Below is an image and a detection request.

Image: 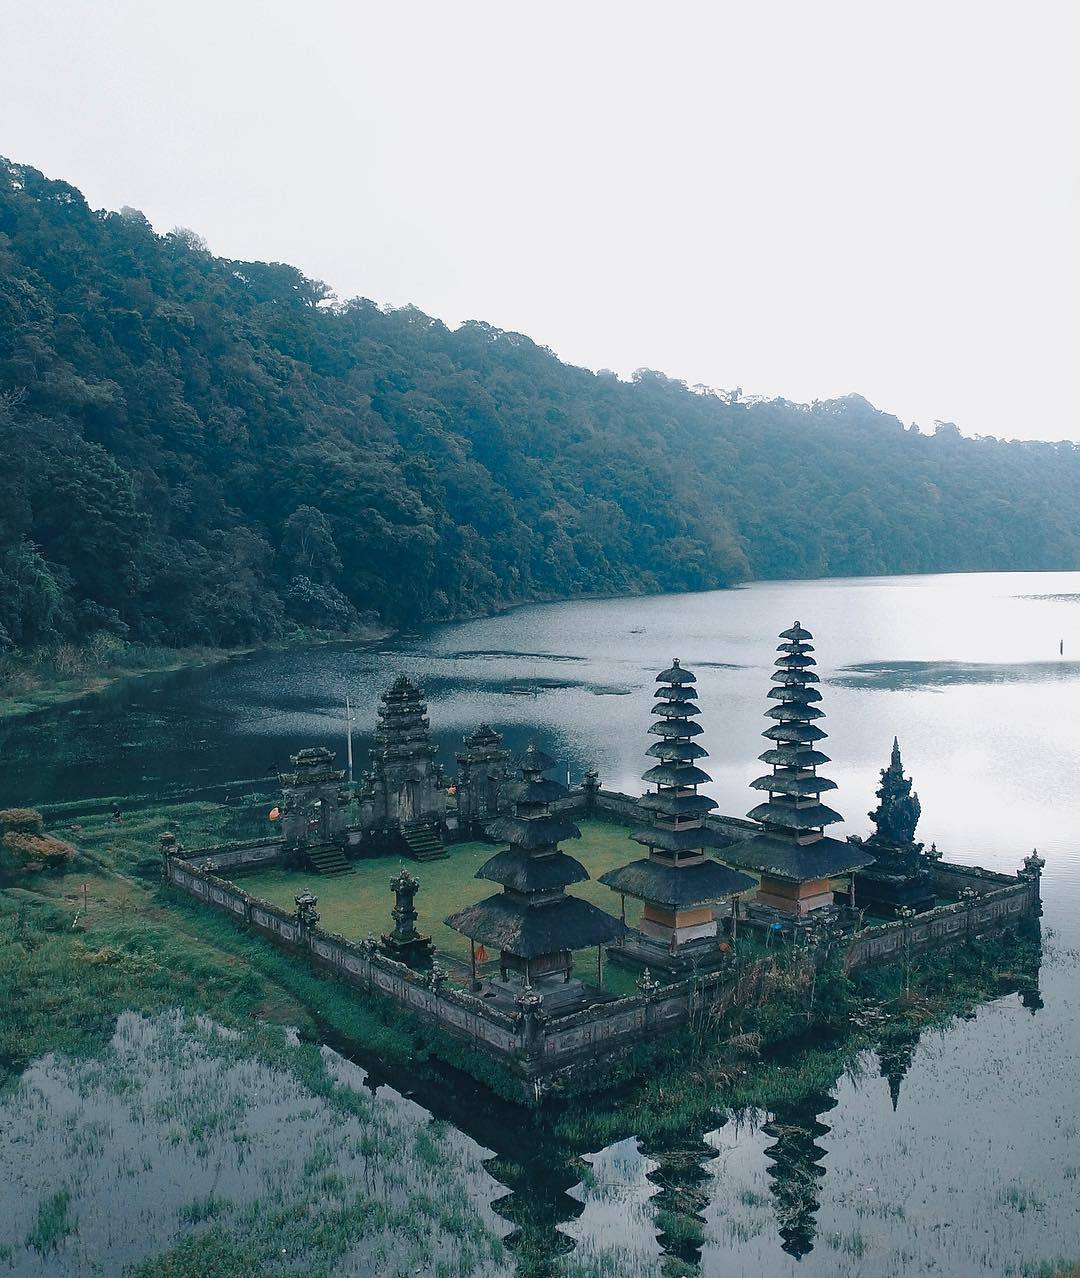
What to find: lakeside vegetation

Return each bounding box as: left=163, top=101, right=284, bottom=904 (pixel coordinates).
left=5, top=156, right=1080, bottom=666
left=0, top=636, right=235, bottom=718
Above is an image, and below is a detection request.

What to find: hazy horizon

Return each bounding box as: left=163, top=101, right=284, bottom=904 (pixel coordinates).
left=4, top=0, right=1078, bottom=442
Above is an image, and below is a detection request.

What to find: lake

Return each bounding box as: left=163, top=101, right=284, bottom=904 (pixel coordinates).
left=2, top=570, right=1079, bottom=1276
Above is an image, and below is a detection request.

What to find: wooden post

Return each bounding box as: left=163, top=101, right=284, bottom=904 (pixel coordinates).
left=596, top=944, right=603, bottom=988
left=470, top=938, right=477, bottom=988
left=730, top=895, right=738, bottom=941
left=849, top=874, right=856, bottom=910
left=620, top=894, right=626, bottom=944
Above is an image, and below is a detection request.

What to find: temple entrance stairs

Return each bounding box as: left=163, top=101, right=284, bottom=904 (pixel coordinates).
left=304, top=844, right=353, bottom=876
left=403, top=822, right=447, bottom=862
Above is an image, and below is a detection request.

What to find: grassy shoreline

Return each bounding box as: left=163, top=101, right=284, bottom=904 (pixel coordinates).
left=0, top=626, right=394, bottom=721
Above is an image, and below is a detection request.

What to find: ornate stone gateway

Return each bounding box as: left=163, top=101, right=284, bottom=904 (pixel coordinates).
left=279, top=747, right=352, bottom=874
left=454, top=723, right=511, bottom=837
left=358, top=675, right=448, bottom=859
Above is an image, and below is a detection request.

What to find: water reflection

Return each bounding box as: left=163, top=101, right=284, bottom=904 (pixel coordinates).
left=1, top=932, right=1070, bottom=1277
left=761, top=1093, right=836, bottom=1259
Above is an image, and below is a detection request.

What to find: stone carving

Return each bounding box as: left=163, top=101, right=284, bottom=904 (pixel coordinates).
left=869, top=737, right=922, bottom=847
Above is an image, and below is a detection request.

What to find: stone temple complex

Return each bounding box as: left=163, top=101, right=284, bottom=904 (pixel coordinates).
left=600, top=660, right=754, bottom=972
left=161, top=620, right=1045, bottom=1102
left=727, top=623, right=874, bottom=919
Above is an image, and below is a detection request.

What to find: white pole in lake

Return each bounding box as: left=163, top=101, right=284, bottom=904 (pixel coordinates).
left=345, top=694, right=355, bottom=784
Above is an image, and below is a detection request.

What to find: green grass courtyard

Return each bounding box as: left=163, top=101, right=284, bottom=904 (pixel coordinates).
left=239, top=817, right=660, bottom=995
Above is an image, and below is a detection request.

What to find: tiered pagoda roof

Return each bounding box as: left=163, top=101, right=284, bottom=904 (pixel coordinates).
left=600, top=659, right=754, bottom=908
left=446, top=745, right=622, bottom=959
left=728, top=624, right=873, bottom=882
left=375, top=675, right=435, bottom=762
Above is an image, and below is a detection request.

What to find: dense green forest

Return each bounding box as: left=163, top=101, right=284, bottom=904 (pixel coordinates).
left=2, top=156, right=1080, bottom=655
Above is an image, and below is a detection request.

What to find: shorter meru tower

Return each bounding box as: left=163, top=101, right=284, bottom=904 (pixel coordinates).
left=445, top=745, right=623, bottom=1012
left=600, top=660, right=754, bottom=971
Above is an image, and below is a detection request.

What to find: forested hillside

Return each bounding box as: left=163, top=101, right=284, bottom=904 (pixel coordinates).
left=2, top=157, right=1079, bottom=654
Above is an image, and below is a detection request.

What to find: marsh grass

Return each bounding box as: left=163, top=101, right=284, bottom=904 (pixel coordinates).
left=2, top=1011, right=511, bottom=1277
left=25, top=1188, right=76, bottom=1253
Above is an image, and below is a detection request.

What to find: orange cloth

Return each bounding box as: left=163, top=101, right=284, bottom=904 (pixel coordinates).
left=475, top=944, right=488, bottom=963
left=268, top=807, right=281, bottom=821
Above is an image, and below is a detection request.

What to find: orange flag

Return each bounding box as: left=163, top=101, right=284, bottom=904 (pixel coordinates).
left=475, top=944, right=487, bottom=963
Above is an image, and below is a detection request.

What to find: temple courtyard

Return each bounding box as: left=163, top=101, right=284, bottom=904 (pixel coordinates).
left=239, top=816, right=759, bottom=997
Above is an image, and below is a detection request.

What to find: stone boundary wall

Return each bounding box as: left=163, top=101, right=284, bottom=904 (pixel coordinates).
left=165, top=836, right=1040, bottom=1099
left=930, top=859, right=1019, bottom=894
left=845, top=866, right=1039, bottom=969
left=163, top=851, right=776, bottom=1093
left=178, top=838, right=286, bottom=872
left=165, top=855, right=527, bottom=1056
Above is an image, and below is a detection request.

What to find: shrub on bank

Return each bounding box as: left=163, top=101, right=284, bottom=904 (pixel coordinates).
left=0, top=808, right=77, bottom=873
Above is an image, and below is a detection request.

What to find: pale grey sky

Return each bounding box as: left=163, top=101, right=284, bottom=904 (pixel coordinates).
left=3, top=1, right=1078, bottom=440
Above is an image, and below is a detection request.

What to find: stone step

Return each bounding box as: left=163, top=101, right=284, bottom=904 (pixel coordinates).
left=305, top=844, right=353, bottom=875
left=403, top=824, right=447, bottom=862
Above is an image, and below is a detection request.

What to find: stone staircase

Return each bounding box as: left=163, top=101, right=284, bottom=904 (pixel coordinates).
left=304, top=843, right=353, bottom=876
left=403, top=822, right=447, bottom=862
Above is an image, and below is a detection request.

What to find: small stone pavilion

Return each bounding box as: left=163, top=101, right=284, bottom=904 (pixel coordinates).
left=358, top=675, right=447, bottom=860
left=600, top=660, right=755, bottom=972
left=445, top=744, right=623, bottom=1012
left=852, top=738, right=937, bottom=915
left=727, top=623, right=874, bottom=921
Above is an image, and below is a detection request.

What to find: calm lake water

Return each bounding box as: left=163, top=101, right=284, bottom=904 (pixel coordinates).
left=3, top=571, right=1080, bottom=1275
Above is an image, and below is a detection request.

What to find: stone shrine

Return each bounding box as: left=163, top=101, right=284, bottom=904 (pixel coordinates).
left=851, top=738, right=936, bottom=915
